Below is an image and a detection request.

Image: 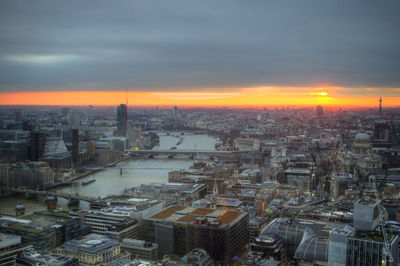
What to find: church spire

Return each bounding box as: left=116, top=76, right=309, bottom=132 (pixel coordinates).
left=213, top=178, right=218, bottom=195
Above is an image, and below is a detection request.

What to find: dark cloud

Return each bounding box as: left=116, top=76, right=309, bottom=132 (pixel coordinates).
left=0, top=0, right=400, bottom=92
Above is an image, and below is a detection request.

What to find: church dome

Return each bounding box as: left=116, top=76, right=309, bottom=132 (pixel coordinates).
left=15, top=202, right=25, bottom=210
left=354, top=133, right=370, bottom=143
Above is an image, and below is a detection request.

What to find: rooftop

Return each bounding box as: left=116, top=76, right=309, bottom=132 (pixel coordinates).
left=42, top=137, right=70, bottom=158
left=149, top=205, right=246, bottom=226
left=263, top=217, right=354, bottom=238
left=0, top=233, right=21, bottom=249
left=354, top=231, right=397, bottom=243
left=215, top=198, right=243, bottom=207
left=0, top=214, right=73, bottom=233
left=20, top=248, right=77, bottom=265
left=59, top=233, right=118, bottom=254
left=121, top=238, right=157, bottom=250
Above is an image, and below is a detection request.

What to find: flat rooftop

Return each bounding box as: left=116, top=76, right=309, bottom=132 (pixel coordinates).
left=59, top=233, right=118, bottom=254
left=20, top=248, right=76, bottom=264
left=215, top=198, right=242, bottom=207
left=0, top=233, right=21, bottom=249
left=0, top=214, right=72, bottom=233
left=148, top=206, right=246, bottom=226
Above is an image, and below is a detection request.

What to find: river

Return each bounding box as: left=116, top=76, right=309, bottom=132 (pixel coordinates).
left=0, top=132, right=218, bottom=215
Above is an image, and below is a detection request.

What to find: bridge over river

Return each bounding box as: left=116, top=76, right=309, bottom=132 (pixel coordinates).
left=129, top=149, right=241, bottom=161
left=130, top=149, right=238, bottom=155
left=2, top=187, right=98, bottom=203
left=129, top=149, right=265, bottom=163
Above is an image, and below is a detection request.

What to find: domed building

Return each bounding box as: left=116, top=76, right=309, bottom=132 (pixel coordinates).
left=15, top=202, right=25, bottom=216
left=351, top=133, right=382, bottom=174
left=351, top=133, right=372, bottom=157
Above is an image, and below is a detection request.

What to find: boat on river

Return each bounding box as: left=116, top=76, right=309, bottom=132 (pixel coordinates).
left=81, top=178, right=96, bottom=185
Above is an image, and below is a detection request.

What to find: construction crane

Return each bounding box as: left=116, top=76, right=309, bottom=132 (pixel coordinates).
left=369, top=175, right=393, bottom=265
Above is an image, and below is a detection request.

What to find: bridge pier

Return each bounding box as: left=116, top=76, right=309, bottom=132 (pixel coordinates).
left=24, top=192, right=37, bottom=200
left=67, top=197, right=80, bottom=210
left=46, top=195, right=57, bottom=211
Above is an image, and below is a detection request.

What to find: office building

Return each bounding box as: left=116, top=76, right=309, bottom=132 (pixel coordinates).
left=120, top=239, right=158, bottom=261
left=29, top=132, right=46, bottom=161
left=89, top=198, right=165, bottom=219
left=55, top=233, right=122, bottom=265
left=328, top=197, right=400, bottom=265
left=262, top=217, right=352, bottom=263
left=263, top=215, right=399, bottom=265
left=316, top=105, right=324, bottom=117
left=0, top=140, right=28, bottom=162
left=61, top=108, right=70, bottom=117
left=17, top=248, right=79, bottom=266
left=67, top=112, right=80, bottom=130
left=173, top=106, right=178, bottom=116
left=251, top=234, right=287, bottom=264
left=0, top=213, right=80, bottom=250
left=328, top=227, right=399, bottom=266
left=69, top=210, right=140, bottom=241
left=353, top=198, right=380, bottom=232
left=160, top=249, right=214, bottom=266
left=143, top=205, right=248, bottom=264
left=117, top=104, right=128, bottom=137
left=72, top=129, right=79, bottom=166
left=0, top=233, right=29, bottom=266
left=180, top=248, right=214, bottom=266
left=0, top=161, right=55, bottom=189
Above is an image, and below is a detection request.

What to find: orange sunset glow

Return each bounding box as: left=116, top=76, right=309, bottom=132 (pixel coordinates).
left=0, top=87, right=399, bottom=107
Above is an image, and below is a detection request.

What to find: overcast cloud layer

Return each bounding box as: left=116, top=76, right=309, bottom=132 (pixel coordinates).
left=0, top=0, right=399, bottom=92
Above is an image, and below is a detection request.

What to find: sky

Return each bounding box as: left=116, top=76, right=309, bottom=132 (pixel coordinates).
left=0, top=0, right=399, bottom=106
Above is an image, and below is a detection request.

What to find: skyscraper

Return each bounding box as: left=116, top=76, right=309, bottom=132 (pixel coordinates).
left=316, top=105, right=323, bottom=117
left=117, top=104, right=128, bottom=137
left=72, top=129, right=79, bottom=166
left=29, top=132, right=46, bottom=161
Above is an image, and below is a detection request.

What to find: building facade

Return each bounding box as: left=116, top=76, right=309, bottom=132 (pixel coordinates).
left=69, top=210, right=140, bottom=241
left=117, top=104, right=128, bottom=137
left=143, top=205, right=249, bottom=264
left=55, top=233, right=122, bottom=265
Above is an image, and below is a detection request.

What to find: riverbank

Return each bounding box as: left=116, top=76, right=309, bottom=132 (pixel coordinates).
left=0, top=132, right=219, bottom=215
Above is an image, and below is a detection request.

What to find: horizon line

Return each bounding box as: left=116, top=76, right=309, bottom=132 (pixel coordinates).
left=0, top=90, right=398, bottom=108
left=1, top=104, right=399, bottom=109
